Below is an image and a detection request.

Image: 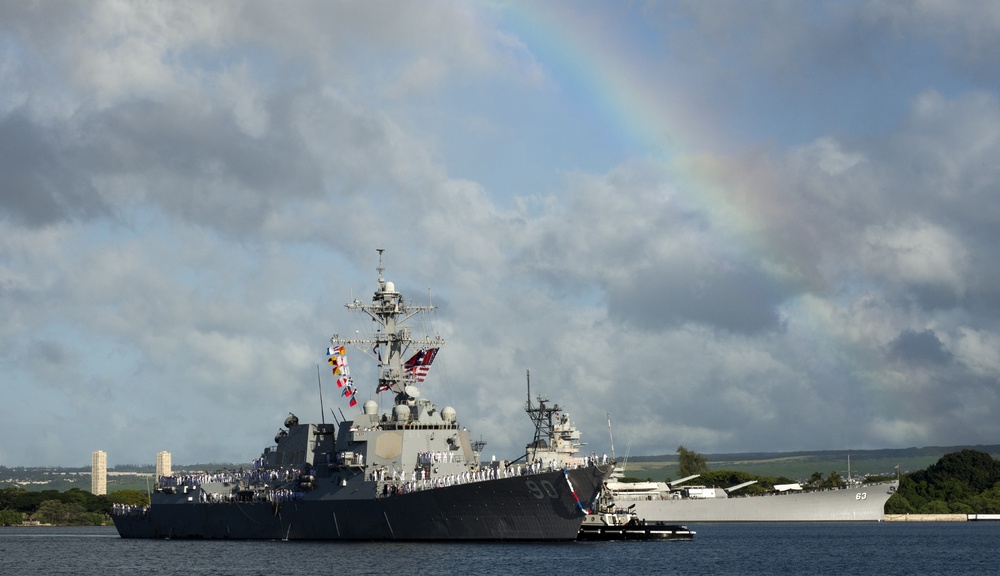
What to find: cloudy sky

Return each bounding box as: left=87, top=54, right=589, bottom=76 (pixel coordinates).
left=3, top=1, right=1000, bottom=468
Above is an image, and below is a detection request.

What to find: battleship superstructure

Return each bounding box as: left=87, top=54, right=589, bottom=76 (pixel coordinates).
left=607, top=474, right=898, bottom=522
left=112, top=250, right=612, bottom=540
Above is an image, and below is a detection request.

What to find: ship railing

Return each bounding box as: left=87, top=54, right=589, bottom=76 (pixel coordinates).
left=192, top=486, right=306, bottom=504
left=159, top=467, right=301, bottom=491
left=110, top=503, right=149, bottom=518
left=369, top=459, right=596, bottom=499
left=374, top=464, right=532, bottom=498
left=382, top=423, right=461, bottom=431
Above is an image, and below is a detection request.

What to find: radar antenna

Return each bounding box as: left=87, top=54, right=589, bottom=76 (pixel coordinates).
left=607, top=413, right=615, bottom=462
left=329, top=249, right=444, bottom=403
left=471, top=436, right=487, bottom=467
left=524, top=369, right=560, bottom=462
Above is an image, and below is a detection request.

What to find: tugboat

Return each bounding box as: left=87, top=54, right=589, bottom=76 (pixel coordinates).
left=577, top=509, right=696, bottom=541
left=112, top=249, right=614, bottom=540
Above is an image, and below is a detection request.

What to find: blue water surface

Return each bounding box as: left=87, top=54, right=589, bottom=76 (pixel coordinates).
left=2, top=522, right=998, bottom=576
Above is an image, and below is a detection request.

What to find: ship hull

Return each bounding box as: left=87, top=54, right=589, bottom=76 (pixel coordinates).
left=114, top=467, right=608, bottom=540
left=623, top=481, right=897, bottom=523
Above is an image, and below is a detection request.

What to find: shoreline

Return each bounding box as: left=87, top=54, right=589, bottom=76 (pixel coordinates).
left=884, top=513, right=1000, bottom=522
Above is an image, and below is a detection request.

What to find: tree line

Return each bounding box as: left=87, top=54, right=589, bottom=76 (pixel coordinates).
left=886, top=449, right=1000, bottom=514
left=674, top=445, right=858, bottom=492
left=0, top=486, right=148, bottom=526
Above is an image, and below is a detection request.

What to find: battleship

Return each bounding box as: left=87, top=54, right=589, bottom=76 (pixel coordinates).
left=112, top=250, right=613, bottom=540
left=606, top=474, right=898, bottom=522
left=526, top=406, right=897, bottom=523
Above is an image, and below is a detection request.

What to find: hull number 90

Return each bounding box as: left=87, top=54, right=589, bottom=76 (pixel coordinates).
left=525, top=479, right=559, bottom=499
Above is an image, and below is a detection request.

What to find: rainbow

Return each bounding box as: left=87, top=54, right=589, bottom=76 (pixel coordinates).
left=500, top=4, right=895, bottom=445
left=500, top=4, right=769, bottom=247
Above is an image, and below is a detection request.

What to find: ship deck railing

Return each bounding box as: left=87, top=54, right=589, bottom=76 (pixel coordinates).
left=110, top=503, right=149, bottom=518
left=373, top=461, right=597, bottom=498
left=158, top=467, right=298, bottom=490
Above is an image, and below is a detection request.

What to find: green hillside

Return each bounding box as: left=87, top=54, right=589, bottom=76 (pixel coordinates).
left=618, top=445, right=1000, bottom=483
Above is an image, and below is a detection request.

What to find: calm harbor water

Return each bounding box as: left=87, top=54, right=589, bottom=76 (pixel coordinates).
left=3, top=522, right=999, bottom=576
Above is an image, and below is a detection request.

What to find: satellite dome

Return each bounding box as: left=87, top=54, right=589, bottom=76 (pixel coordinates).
left=385, top=281, right=396, bottom=293
left=394, top=405, right=410, bottom=422
left=284, top=413, right=299, bottom=427
left=441, top=406, right=456, bottom=422
left=363, top=400, right=378, bottom=415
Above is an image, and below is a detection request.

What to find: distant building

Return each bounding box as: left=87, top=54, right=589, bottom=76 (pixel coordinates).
left=91, top=450, right=107, bottom=495
left=156, top=450, right=172, bottom=479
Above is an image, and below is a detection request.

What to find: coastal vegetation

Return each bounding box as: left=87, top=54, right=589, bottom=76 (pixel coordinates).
left=676, top=445, right=709, bottom=477
left=0, top=486, right=148, bottom=526
left=886, top=449, right=1000, bottom=514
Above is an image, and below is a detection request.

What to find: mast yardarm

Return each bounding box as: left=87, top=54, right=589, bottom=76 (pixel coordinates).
left=330, top=249, right=444, bottom=402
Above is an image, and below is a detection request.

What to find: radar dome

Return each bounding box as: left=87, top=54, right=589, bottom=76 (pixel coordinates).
left=284, top=413, right=299, bottom=427
left=385, top=281, right=396, bottom=293
left=393, top=405, right=410, bottom=422
left=363, top=400, right=378, bottom=415
left=441, top=406, right=456, bottom=422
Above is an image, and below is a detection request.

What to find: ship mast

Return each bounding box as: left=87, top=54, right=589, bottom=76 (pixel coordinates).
left=525, top=370, right=561, bottom=460
left=330, top=249, right=444, bottom=405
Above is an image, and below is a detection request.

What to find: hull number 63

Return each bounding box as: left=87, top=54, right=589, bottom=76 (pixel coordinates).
left=856, top=492, right=867, bottom=500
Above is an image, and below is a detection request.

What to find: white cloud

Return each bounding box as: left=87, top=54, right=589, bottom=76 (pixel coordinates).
left=859, top=221, right=968, bottom=299
left=952, top=328, right=1000, bottom=379
left=3, top=1, right=1000, bottom=466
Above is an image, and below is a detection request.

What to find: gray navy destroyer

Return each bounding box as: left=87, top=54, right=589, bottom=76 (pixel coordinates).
left=112, top=250, right=613, bottom=540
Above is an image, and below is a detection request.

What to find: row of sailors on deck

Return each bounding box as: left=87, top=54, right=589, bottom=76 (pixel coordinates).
left=366, top=453, right=597, bottom=486
left=526, top=459, right=561, bottom=474
left=111, top=503, right=148, bottom=517
left=371, top=463, right=526, bottom=487
left=198, top=488, right=304, bottom=504
left=158, top=467, right=302, bottom=489
left=378, top=468, right=514, bottom=497
left=368, top=461, right=568, bottom=494
left=417, top=450, right=456, bottom=464
left=531, top=452, right=611, bottom=471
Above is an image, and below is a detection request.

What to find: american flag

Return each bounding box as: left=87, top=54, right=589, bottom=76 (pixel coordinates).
left=404, top=347, right=439, bottom=382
